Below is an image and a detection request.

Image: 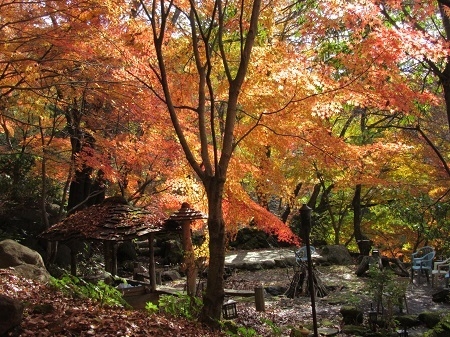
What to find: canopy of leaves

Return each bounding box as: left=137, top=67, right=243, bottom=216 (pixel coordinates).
left=1, top=0, right=450, bottom=252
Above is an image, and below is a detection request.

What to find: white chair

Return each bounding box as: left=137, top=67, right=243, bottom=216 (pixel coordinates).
left=411, top=246, right=435, bottom=284
left=432, top=257, right=450, bottom=288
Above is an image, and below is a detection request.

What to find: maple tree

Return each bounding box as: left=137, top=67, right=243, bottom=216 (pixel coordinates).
left=335, top=0, right=450, bottom=253
left=115, top=0, right=414, bottom=321
left=260, top=0, right=450, bottom=255
left=121, top=0, right=268, bottom=324
left=0, top=0, right=182, bottom=217
left=4, top=0, right=450, bottom=329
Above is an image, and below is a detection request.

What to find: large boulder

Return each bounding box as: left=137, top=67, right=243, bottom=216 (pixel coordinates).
left=418, top=311, right=442, bottom=329
left=320, top=245, right=354, bottom=265
left=340, top=305, right=364, bottom=325
left=0, top=239, right=50, bottom=282
left=228, top=227, right=277, bottom=250
left=0, top=294, right=23, bottom=335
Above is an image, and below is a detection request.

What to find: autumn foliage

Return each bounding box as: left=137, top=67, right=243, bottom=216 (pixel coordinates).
left=2, top=0, right=450, bottom=326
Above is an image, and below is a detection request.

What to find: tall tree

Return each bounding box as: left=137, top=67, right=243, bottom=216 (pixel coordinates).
left=124, top=0, right=263, bottom=324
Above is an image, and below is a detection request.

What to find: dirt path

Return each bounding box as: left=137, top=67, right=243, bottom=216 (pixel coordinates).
left=222, top=265, right=450, bottom=336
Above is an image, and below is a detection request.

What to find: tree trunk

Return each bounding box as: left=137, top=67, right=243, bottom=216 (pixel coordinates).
left=67, top=166, right=93, bottom=214
left=66, top=104, right=99, bottom=215
left=353, top=184, right=371, bottom=255
left=281, top=182, right=302, bottom=223
left=145, top=0, right=262, bottom=327
left=200, top=178, right=226, bottom=326
left=438, top=2, right=450, bottom=131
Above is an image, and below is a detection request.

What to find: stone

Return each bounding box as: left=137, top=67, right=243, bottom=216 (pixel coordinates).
left=243, top=262, right=262, bottom=271
left=229, top=262, right=246, bottom=269
left=340, top=305, right=364, bottom=325
left=161, top=269, right=181, bottom=281
left=317, top=327, right=339, bottom=336
left=432, top=289, right=450, bottom=303
left=0, top=294, right=23, bottom=335
left=395, top=314, right=421, bottom=328
left=274, top=259, right=289, bottom=268
left=265, top=286, right=287, bottom=296
left=229, top=227, right=275, bottom=250
left=13, top=264, right=50, bottom=282
left=284, top=256, right=297, bottom=266
left=340, top=325, right=370, bottom=336
left=0, top=239, right=46, bottom=268
left=320, top=245, right=354, bottom=265
left=261, top=260, right=276, bottom=269
left=418, top=311, right=442, bottom=328
left=0, top=239, right=50, bottom=282
left=290, top=326, right=310, bottom=337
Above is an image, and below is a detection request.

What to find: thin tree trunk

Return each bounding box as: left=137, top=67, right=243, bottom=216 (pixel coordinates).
left=281, top=182, right=302, bottom=223
left=353, top=184, right=371, bottom=255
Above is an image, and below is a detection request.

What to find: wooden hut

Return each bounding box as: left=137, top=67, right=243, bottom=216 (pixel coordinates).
left=41, top=196, right=167, bottom=291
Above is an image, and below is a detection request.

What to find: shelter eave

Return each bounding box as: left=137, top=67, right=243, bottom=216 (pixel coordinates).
left=40, top=199, right=167, bottom=242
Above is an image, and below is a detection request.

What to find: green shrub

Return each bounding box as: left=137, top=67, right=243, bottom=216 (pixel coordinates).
left=50, top=274, right=128, bottom=308
left=424, top=313, right=450, bottom=337
left=223, top=325, right=258, bottom=337
left=157, top=292, right=202, bottom=320
left=145, top=301, right=159, bottom=315
left=365, top=265, right=408, bottom=332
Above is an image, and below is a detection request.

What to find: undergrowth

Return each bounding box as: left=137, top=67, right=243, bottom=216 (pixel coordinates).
left=50, top=273, right=129, bottom=308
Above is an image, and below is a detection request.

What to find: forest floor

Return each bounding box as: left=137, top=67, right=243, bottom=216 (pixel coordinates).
left=154, top=247, right=450, bottom=336
left=214, top=264, right=450, bottom=336
left=3, top=251, right=450, bottom=336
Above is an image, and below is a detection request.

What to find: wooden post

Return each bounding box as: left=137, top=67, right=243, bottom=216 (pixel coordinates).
left=254, top=286, right=265, bottom=312
left=70, top=249, right=77, bottom=276
left=156, top=271, right=162, bottom=285
left=112, top=243, right=118, bottom=276
left=181, top=220, right=197, bottom=296
left=300, top=204, right=318, bottom=337
left=104, top=241, right=110, bottom=274
left=148, top=233, right=156, bottom=292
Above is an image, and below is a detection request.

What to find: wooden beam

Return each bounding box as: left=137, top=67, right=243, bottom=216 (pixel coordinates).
left=148, top=233, right=156, bottom=292
left=112, top=242, right=118, bottom=276
left=181, top=220, right=197, bottom=296
left=70, top=249, right=77, bottom=276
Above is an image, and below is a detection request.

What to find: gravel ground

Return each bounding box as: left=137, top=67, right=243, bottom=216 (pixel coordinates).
left=220, top=265, right=450, bottom=336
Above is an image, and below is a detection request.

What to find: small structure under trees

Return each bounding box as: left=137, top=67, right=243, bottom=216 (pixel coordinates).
left=41, top=197, right=208, bottom=295
left=164, top=202, right=207, bottom=296
left=41, top=196, right=168, bottom=291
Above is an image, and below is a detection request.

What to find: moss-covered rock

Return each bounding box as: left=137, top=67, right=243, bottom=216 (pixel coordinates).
left=229, top=227, right=277, bottom=250
left=419, top=311, right=442, bottom=328
left=427, top=313, right=450, bottom=337
left=340, top=305, right=364, bottom=325
left=395, top=314, right=421, bottom=328
left=340, top=324, right=371, bottom=336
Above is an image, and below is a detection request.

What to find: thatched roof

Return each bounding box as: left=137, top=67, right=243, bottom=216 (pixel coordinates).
left=164, top=202, right=207, bottom=230
left=41, top=197, right=167, bottom=242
